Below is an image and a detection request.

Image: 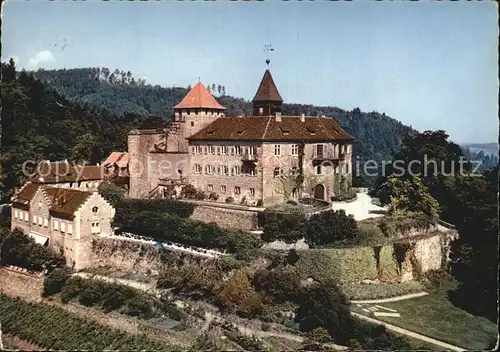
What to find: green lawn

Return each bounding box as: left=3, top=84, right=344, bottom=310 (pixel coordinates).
left=354, top=290, right=497, bottom=350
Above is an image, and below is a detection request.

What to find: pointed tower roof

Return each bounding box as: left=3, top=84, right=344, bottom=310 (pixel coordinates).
left=252, top=69, right=283, bottom=103
left=174, top=82, right=225, bottom=110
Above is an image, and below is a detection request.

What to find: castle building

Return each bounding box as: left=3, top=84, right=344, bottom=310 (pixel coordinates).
left=11, top=182, right=115, bottom=270
left=128, top=66, right=354, bottom=206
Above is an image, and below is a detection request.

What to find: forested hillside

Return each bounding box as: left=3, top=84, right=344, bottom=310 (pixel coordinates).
left=33, top=67, right=416, bottom=168
left=0, top=60, right=164, bottom=201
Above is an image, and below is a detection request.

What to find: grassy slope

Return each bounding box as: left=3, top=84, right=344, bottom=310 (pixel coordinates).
left=357, top=289, right=497, bottom=350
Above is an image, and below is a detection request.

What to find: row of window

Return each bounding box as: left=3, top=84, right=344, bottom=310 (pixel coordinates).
left=58, top=181, right=100, bottom=189
left=192, top=145, right=256, bottom=156
left=272, top=163, right=350, bottom=178
left=194, top=164, right=257, bottom=176
left=13, top=210, right=74, bottom=234
left=206, top=185, right=255, bottom=196
left=192, top=144, right=350, bottom=157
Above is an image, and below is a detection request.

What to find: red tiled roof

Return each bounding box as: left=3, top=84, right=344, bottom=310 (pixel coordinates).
left=31, top=162, right=107, bottom=183
left=252, top=70, right=283, bottom=103
left=187, top=116, right=354, bottom=142
left=104, top=152, right=129, bottom=168
left=174, top=82, right=225, bottom=110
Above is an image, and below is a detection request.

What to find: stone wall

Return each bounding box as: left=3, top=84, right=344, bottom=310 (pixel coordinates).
left=89, top=237, right=217, bottom=276
left=0, top=268, right=44, bottom=302
left=190, top=204, right=260, bottom=231
left=292, top=230, right=453, bottom=284
left=90, top=238, right=163, bottom=276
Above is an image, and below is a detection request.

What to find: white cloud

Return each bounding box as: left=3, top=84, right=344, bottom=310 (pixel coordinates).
left=28, top=50, right=55, bottom=69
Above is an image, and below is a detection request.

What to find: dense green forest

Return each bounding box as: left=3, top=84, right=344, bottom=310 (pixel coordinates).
left=0, top=61, right=165, bottom=201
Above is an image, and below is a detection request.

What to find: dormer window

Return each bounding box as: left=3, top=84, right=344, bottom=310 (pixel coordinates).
left=207, top=125, right=219, bottom=135
left=306, top=126, right=316, bottom=135
left=279, top=125, right=290, bottom=135
left=237, top=129, right=246, bottom=135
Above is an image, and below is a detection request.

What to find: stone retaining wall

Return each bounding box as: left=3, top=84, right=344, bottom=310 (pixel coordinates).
left=190, top=205, right=260, bottom=231
left=89, top=238, right=217, bottom=276
left=0, top=268, right=44, bottom=302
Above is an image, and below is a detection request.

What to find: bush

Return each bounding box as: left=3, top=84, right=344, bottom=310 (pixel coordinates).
left=351, top=318, right=412, bottom=350
left=304, top=327, right=331, bottom=344
left=225, top=196, right=234, bottom=204
left=287, top=199, right=298, bottom=205
left=60, top=278, right=84, bottom=304
left=216, top=255, right=244, bottom=273
left=256, top=199, right=264, bottom=207
left=217, top=270, right=263, bottom=317
left=113, top=198, right=194, bottom=228
left=253, top=267, right=302, bottom=303
left=259, top=210, right=307, bottom=243
left=295, top=280, right=354, bottom=344
left=306, top=210, right=359, bottom=247
left=78, top=285, right=103, bottom=306
left=126, top=295, right=154, bottom=319
left=208, top=192, right=219, bottom=201
left=330, top=189, right=357, bottom=202
left=102, top=290, right=126, bottom=312
left=119, top=211, right=262, bottom=259
left=261, top=322, right=271, bottom=331
left=98, top=183, right=126, bottom=207
left=43, top=267, right=72, bottom=297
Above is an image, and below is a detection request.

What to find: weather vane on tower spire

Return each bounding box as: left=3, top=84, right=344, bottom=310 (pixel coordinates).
left=264, top=44, right=274, bottom=68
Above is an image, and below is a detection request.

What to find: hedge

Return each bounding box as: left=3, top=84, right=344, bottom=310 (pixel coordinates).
left=119, top=211, right=262, bottom=260
left=0, top=294, right=179, bottom=351
left=113, top=198, right=195, bottom=228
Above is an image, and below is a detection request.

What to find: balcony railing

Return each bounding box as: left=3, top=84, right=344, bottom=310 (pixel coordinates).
left=242, top=154, right=258, bottom=162
left=158, top=177, right=187, bottom=186
left=313, top=152, right=345, bottom=160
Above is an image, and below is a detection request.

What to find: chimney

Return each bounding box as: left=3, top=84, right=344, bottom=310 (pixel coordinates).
left=275, top=112, right=282, bottom=122
left=300, top=113, right=305, bottom=122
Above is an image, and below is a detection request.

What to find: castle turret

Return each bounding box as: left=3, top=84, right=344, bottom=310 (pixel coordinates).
left=172, top=82, right=226, bottom=153
left=252, top=69, right=283, bottom=116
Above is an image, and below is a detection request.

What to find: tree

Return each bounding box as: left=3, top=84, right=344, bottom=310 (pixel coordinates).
left=0, top=228, right=65, bottom=272
left=448, top=167, right=498, bottom=322
left=306, top=210, right=359, bottom=247
left=70, top=133, right=99, bottom=164
left=377, top=176, right=440, bottom=219
left=98, top=183, right=126, bottom=207
left=217, top=270, right=263, bottom=317
left=295, top=280, right=354, bottom=344
left=43, top=267, right=72, bottom=297
left=252, top=267, right=302, bottom=303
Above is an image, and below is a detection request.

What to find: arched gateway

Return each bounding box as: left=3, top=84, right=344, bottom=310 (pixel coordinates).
left=313, top=184, right=325, bottom=200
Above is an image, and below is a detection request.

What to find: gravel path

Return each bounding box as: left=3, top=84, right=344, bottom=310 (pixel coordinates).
left=331, top=192, right=386, bottom=221
left=351, top=292, right=429, bottom=304
left=351, top=312, right=466, bottom=351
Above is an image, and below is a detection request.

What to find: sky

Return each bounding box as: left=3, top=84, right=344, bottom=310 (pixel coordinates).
left=2, top=1, right=498, bottom=144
